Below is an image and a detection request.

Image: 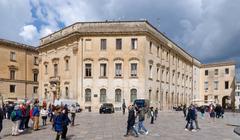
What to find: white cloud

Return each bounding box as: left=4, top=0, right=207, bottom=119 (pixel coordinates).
left=19, top=25, right=38, bottom=41
left=40, top=27, right=53, bottom=37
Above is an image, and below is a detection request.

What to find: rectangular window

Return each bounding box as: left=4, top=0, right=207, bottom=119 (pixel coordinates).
left=225, top=68, right=229, bottom=74
left=34, top=57, right=38, bottom=65
left=100, top=63, right=107, bottom=77
left=45, top=64, right=48, bottom=74
left=65, top=59, right=69, bottom=71
left=33, top=73, right=38, bottom=82
left=157, top=46, right=160, bottom=57
left=10, top=70, right=15, bottom=80
left=225, top=81, right=229, bottom=89
left=130, top=63, right=137, bottom=77
left=205, top=70, right=208, bottom=76
left=172, top=56, right=175, bottom=65
left=214, top=81, right=218, bottom=90
left=115, top=63, right=122, bottom=77
left=157, top=67, right=160, bottom=80
left=85, top=39, right=92, bottom=51
left=149, top=41, right=152, bottom=53
left=33, top=86, right=38, bottom=94
left=10, top=85, right=15, bottom=93
left=10, top=51, right=16, bottom=61
left=149, top=65, right=153, bottom=79
left=204, top=95, right=208, bottom=103
left=100, top=39, right=107, bottom=50
left=214, top=69, right=218, bottom=75
left=85, top=64, right=92, bottom=77
left=116, top=39, right=122, bottom=50
left=54, top=64, right=58, bottom=77
left=166, top=52, right=169, bottom=62
left=204, top=81, right=208, bottom=90
left=131, top=38, right=138, bottom=50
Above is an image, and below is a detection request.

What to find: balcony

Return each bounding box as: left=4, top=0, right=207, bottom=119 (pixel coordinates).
left=49, top=76, right=60, bottom=84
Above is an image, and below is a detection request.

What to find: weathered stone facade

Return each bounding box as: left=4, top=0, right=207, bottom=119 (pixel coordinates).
left=0, top=39, right=39, bottom=100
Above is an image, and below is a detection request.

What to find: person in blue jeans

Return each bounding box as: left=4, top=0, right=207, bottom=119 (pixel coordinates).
left=185, top=104, right=196, bottom=132
left=137, top=107, right=148, bottom=135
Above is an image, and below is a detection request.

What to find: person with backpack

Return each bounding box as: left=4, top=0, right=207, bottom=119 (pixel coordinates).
left=61, top=107, right=71, bottom=140
left=137, top=107, right=148, bottom=135
left=53, top=106, right=63, bottom=140
left=32, top=102, right=40, bottom=131
left=11, top=105, right=22, bottom=136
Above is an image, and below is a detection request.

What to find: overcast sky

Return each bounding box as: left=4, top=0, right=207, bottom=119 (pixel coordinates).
left=0, top=0, right=240, bottom=76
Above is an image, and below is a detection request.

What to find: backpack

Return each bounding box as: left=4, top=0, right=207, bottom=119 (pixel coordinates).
left=11, top=111, right=16, bottom=121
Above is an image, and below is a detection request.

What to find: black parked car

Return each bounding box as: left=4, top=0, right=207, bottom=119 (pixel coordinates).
left=99, top=103, right=114, bottom=114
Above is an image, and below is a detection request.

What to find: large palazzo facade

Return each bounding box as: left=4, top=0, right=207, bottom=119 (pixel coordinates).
left=37, top=20, right=235, bottom=111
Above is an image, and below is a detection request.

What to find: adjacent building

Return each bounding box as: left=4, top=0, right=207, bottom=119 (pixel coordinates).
left=0, top=39, right=39, bottom=100
left=235, top=82, right=240, bottom=109
left=200, top=62, right=235, bottom=108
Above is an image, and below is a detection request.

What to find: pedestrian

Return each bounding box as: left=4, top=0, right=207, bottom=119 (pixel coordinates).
left=200, top=106, right=205, bottom=119
left=25, top=101, right=31, bottom=128
left=124, top=105, right=139, bottom=137
left=194, top=105, right=200, bottom=130
left=183, top=104, right=187, bottom=117
left=150, top=107, right=154, bottom=124
left=11, top=105, right=22, bottom=136
left=61, top=108, right=71, bottom=140
left=154, top=107, right=158, bottom=120
left=0, top=106, right=4, bottom=138
left=53, top=106, right=63, bottom=140
left=185, top=105, right=196, bottom=132
left=137, top=107, right=148, bottom=135
left=122, top=102, right=126, bottom=115
left=40, top=106, right=48, bottom=126
left=209, top=104, right=215, bottom=121
left=69, top=104, right=76, bottom=126
left=33, top=101, right=40, bottom=131
left=19, top=104, right=26, bottom=131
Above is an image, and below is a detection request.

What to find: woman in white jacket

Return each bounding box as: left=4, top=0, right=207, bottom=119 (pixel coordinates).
left=40, top=106, right=48, bottom=126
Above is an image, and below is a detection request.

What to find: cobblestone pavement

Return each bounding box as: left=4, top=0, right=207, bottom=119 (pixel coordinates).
left=0, top=111, right=239, bottom=140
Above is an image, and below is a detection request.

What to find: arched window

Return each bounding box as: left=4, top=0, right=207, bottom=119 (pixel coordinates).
left=115, top=89, right=121, bottom=102
left=100, top=89, right=106, bottom=102
left=85, top=89, right=91, bottom=102
left=65, top=87, right=69, bottom=99
left=130, top=89, right=137, bottom=102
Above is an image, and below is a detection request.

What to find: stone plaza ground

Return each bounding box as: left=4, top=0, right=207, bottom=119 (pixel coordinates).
left=0, top=111, right=240, bottom=140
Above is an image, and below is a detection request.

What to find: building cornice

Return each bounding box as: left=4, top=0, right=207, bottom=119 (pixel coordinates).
left=201, top=61, right=235, bottom=68
left=0, top=38, right=37, bottom=52
left=0, top=78, right=39, bottom=84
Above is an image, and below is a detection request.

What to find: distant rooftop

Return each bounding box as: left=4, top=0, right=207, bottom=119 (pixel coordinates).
left=201, top=61, right=235, bottom=68
left=0, top=38, right=37, bottom=52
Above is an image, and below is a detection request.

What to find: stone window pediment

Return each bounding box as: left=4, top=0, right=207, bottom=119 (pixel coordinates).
left=43, top=61, right=49, bottom=65
left=129, top=57, right=140, bottom=62
left=98, top=57, right=108, bottom=62
left=32, top=68, right=39, bottom=73
left=156, top=63, right=161, bottom=67
left=52, top=58, right=59, bottom=64
left=8, top=65, right=18, bottom=70
left=113, top=57, right=124, bottom=62
left=83, top=58, right=94, bottom=62
left=148, top=60, right=153, bottom=64
left=64, top=55, right=70, bottom=60
left=64, top=81, right=70, bottom=85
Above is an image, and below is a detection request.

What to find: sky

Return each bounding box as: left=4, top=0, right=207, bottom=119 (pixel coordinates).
left=0, top=0, right=240, bottom=77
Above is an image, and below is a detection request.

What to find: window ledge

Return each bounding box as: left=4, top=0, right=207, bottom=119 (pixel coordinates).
left=99, top=76, right=108, bottom=79
left=10, top=60, right=17, bottom=62
left=84, top=77, right=93, bottom=79
left=114, top=76, right=123, bottom=79
left=148, top=78, right=153, bottom=80
left=156, top=80, right=160, bottom=82
left=130, top=76, right=138, bottom=79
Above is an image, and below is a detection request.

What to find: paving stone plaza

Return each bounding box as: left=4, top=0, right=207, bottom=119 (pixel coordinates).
left=0, top=111, right=239, bottom=140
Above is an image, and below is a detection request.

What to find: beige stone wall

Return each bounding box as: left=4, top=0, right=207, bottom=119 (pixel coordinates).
left=0, top=41, right=38, bottom=100
left=200, top=64, right=235, bottom=107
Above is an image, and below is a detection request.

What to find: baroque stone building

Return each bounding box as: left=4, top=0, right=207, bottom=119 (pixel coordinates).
left=36, top=20, right=235, bottom=111
left=0, top=39, right=39, bottom=100
left=38, top=20, right=204, bottom=111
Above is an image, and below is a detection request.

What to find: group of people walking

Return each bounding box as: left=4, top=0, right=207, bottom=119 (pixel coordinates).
left=0, top=99, right=77, bottom=140
left=124, top=105, right=158, bottom=137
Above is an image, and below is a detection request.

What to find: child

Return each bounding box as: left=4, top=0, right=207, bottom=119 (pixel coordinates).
left=40, top=106, right=48, bottom=126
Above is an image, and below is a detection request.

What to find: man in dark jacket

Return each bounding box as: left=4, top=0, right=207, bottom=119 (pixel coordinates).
left=0, top=107, right=4, bottom=137
left=25, top=103, right=31, bottom=128
left=61, top=108, right=71, bottom=140
left=124, top=105, right=138, bottom=137
left=185, top=105, right=196, bottom=132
